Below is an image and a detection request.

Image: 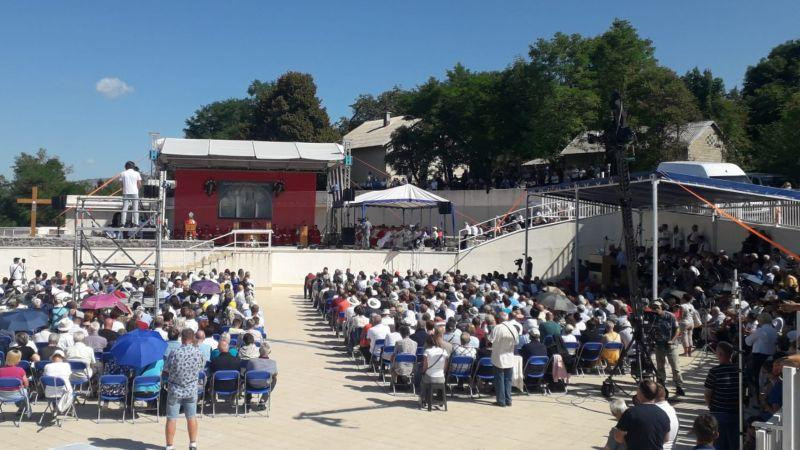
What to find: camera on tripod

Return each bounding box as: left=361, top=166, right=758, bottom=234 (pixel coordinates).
left=514, top=258, right=523, bottom=270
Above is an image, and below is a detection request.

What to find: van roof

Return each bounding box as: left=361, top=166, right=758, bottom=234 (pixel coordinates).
left=657, top=161, right=746, bottom=177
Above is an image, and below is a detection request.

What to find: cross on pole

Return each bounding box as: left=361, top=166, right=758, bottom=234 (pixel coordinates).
left=16, top=186, right=51, bottom=237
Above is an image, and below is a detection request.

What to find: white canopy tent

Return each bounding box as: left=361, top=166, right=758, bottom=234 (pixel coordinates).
left=347, top=184, right=456, bottom=233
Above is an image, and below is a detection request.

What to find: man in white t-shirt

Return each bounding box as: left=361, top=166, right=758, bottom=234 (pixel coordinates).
left=119, top=161, right=142, bottom=229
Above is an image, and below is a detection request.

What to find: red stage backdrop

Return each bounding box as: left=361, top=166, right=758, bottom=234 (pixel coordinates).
left=172, top=169, right=316, bottom=234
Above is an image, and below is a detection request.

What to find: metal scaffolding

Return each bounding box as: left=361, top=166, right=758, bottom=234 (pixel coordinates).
left=72, top=171, right=167, bottom=302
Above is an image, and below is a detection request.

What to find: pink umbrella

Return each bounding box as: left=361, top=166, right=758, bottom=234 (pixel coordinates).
left=80, top=293, right=131, bottom=314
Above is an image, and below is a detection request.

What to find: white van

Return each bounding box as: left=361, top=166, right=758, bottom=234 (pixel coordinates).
left=656, top=161, right=751, bottom=183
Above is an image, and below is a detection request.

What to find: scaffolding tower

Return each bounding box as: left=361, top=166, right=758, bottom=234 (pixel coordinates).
left=72, top=171, right=167, bottom=304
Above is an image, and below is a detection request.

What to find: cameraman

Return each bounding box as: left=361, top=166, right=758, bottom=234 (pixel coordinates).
left=650, top=300, right=685, bottom=396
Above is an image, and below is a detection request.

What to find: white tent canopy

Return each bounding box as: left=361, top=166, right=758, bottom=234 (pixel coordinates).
left=349, top=184, right=449, bottom=209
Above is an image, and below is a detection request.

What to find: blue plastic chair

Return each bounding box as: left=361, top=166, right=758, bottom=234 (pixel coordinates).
left=522, top=356, right=550, bottom=395
left=97, top=374, right=128, bottom=423
left=68, top=361, right=91, bottom=397
left=564, top=341, right=580, bottom=355
left=16, top=360, right=31, bottom=374
left=0, top=377, right=30, bottom=427
left=543, top=335, right=555, bottom=347
left=577, top=342, right=604, bottom=375
left=390, top=353, right=417, bottom=395
left=243, top=370, right=271, bottom=417
left=131, top=375, right=161, bottom=423
left=447, top=355, right=475, bottom=398
left=197, top=371, right=207, bottom=416
left=0, top=351, right=4, bottom=365
left=369, top=339, right=385, bottom=373
left=211, top=370, right=240, bottom=417
left=602, top=341, right=625, bottom=373
left=377, top=345, right=395, bottom=382
left=39, top=376, right=76, bottom=427
left=473, top=357, right=495, bottom=398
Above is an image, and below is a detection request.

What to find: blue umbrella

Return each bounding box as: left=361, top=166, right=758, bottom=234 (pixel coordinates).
left=191, top=279, right=221, bottom=295
left=109, top=329, right=167, bottom=369
left=0, top=309, right=49, bottom=333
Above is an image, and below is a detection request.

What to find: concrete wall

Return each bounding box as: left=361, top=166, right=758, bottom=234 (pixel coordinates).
left=8, top=210, right=798, bottom=289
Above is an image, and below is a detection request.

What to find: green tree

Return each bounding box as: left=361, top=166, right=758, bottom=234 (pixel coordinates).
left=755, top=92, right=800, bottom=177
left=743, top=40, right=800, bottom=131
left=183, top=98, right=254, bottom=139
left=6, top=149, right=89, bottom=227
left=682, top=68, right=751, bottom=165
left=337, top=86, right=411, bottom=134
left=252, top=71, right=339, bottom=142
left=385, top=123, right=436, bottom=184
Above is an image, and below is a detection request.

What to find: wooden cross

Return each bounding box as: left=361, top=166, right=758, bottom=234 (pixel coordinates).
left=16, top=186, right=51, bottom=237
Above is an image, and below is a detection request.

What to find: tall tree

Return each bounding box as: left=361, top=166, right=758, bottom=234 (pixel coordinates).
left=337, top=87, right=411, bottom=134
left=183, top=98, right=254, bottom=139
left=252, top=72, right=339, bottom=142
left=682, top=68, right=751, bottom=165
left=743, top=39, right=800, bottom=131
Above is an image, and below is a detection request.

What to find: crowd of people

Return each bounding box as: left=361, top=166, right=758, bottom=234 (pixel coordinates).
left=306, top=217, right=800, bottom=449
left=357, top=164, right=608, bottom=192
left=0, top=265, right=275, bottom=449
left=356, top=219, right=446, bottom=251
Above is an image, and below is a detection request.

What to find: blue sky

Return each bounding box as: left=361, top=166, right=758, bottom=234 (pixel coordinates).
left=1, top=1, right=798, bottom=180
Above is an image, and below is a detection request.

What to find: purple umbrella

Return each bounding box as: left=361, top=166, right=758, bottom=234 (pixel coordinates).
left=80, top=293, right=131, bottom=313
left=191, top=279, right=221, bottom=295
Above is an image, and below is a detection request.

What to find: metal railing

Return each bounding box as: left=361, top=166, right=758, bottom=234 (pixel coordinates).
left=180, top=229, right=273, bottom=273
left=457, top=196, right=618, bottom=250
left=754, top=365, right=798, bottom=450
left=680, top=201, right=800, bottom=229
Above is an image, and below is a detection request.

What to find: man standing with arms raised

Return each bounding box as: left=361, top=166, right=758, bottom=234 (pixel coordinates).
left=164, top=328, right=205, bottom=450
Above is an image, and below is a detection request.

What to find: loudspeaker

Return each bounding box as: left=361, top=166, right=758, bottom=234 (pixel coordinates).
left=142, top=185, right=159, bottom=198
left=51, top=195, right=67, bottom=211
left=341, top=227, right=355, bottom=245
left=111, top=212, right=122, bottom=228
left=437, top=201, right=452, bottom=214
left=342, top=188, right=355, bottom=202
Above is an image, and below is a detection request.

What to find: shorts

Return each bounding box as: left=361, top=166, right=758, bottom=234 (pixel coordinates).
left=166, top=394, right=197, bottom=420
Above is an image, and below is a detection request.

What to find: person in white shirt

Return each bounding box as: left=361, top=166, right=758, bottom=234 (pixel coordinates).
left=42, top=350, right=73, bottom=413
left=366, top=314, right=390, bottom=361
left=656, top=384, right=679, bottom=450
left=118, top=161, right=142, bottom=228
left=9, top=257, right=23, bottom=281
left=745, top=313, right=778, bottom=390
left=420, top=330, right=450, bottom=407
left=489, top=312, right=519, bottom=407
left=56, top=319, right=75, bottom=350
left=65, top=331, right=96, bottom=381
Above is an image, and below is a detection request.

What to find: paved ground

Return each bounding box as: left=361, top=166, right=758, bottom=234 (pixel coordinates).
left=3, top=287, right=715, bottom=449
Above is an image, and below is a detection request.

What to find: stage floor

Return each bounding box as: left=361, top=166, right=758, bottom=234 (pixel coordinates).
left=21, top=287, right=711, bottom=449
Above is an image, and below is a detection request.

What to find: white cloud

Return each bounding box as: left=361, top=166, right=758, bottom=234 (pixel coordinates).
left=95, top=77, right=134, bottom=99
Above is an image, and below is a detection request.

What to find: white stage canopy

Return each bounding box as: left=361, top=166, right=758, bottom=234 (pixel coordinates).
left=157, top=138, right=344, bottom=171
left=348, top=184, right=449, bottom=209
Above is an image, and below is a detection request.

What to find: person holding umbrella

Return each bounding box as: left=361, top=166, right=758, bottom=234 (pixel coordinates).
left=164, top=328, right=205, bottom=450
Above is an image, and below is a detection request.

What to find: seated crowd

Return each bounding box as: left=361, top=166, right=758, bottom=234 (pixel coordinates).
left=0, top=266, right=276, bottom=424
left=306, top=223, right=800, bottom=448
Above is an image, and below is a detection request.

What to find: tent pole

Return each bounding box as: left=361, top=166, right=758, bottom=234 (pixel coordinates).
left=573, top=185, right=580, bottom=295
left=652, top=176, right=659, bottom=300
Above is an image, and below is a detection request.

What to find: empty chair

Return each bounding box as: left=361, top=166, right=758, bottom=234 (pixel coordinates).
left=0, top=377, right=31, bottom=427
left=522, top=356, right=551, bottom=395
left=243, top=370, right=272, bottom=417
left=210, top=370, right=240, bottom=417
left=576, top=342, right=604, bottom=375
left=131, top=375, right=161, bottom=423
left=97, top=375, right=128, bottom=423
left=446, top=355, right=475, bottom=398
left=472, top=357, right=495, bottom=397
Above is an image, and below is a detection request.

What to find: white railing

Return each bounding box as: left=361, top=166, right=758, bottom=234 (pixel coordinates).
left=754, top=365, right=798, bottom=450
left=680, top=201, right=800, bottom=229
left=458, top=196, right=618, bottom=250
left=180, top=229, right=273, bottom=272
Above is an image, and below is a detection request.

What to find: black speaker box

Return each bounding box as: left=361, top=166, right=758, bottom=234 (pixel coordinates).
left=437, top=201, right=452, bottom=214
left=341, top=227, right=355, bottom=245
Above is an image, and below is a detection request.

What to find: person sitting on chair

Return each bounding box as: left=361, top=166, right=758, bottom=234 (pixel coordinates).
left=520, top=328, right=547, bottom=362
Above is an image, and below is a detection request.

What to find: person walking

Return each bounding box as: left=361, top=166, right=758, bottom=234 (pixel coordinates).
left=118, top=161, right=142, bottom=234
left=489, top=311, right=519, bottom=407
left=650, top=301, right=685, bottom=396
left=164, top=328, right=205, bottom=450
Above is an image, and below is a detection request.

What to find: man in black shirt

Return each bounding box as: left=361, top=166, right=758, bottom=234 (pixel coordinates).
left=614, top=379, right=671, bottom=450
left=703, top=341, right=739, bottom=450
left=210, top=339, right=241, bottom=393
left=520, top=329, right=547, bottom=362
left=650, top=301, right=685, bottom=396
